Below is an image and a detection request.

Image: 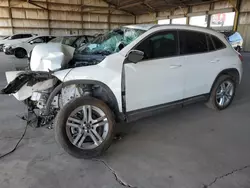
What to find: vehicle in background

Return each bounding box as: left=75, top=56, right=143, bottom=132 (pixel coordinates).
left=49, top=35, right=94, bottom=48
left=1, top=25, right=243, bottom=158
left=222, top=31, right=243, bottom=52
left=0, top=34, right=36, bottom=52
left=212, top=13, right=226, bottom=26
left=0, top=36, right=9, bottom=40
left=0, top=36, right=9, bottom=51
left=3, top=36, right=55, bottom=58
left=27, top=35, right=94, bottom=66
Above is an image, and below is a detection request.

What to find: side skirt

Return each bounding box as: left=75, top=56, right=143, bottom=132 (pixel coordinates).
left=125, top=94, right=209, bottom=123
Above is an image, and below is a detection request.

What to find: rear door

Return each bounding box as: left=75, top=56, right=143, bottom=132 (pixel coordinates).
left=179, top=30, right=220, bottom=98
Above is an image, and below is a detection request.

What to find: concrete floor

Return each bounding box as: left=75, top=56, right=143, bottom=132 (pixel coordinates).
left=0, top=53, right=249, bottom=188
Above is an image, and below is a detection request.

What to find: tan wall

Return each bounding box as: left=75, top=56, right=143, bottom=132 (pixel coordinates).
left=0, top=0, right=135, bottom=36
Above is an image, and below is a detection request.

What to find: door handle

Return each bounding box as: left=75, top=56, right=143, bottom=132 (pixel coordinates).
left=210, top=59, right=220, bottom=63
left=170, top=65, right=182, bottom=69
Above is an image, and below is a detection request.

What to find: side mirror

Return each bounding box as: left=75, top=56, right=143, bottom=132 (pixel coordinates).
left=127, top=50, right=144, bottom=63
left=30, top=41, right=34, bottom=44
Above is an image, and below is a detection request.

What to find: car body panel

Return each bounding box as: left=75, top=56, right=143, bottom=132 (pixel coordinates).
left=1, top=25, right=244, bottom=116
left=53, top=53, right=124, bottom=112
left=12, top=36, right=55, bottom=55
left=30, top=43, right=75, bottom=71
left=4, top=71, right=55, bottom=101
left=182, top=48, right=243, bottom=98
left=124, top=56, right=185, bottom=111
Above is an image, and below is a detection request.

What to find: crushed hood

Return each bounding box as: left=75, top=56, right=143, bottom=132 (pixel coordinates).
left=30, top=43, right=75, bottom=72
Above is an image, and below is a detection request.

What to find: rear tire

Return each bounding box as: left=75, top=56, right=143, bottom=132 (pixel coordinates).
left=54, top=96, right=115, bottom=159
left=206, top=75, right=236, bottom=110
left=14, top=48, right=27, bottom=58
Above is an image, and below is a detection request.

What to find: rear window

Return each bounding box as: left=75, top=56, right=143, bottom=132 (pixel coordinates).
left=211, top=35, right=226, bottom=50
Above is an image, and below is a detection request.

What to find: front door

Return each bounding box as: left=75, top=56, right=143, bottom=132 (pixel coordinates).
left=124, top=30, right=184, bottom=112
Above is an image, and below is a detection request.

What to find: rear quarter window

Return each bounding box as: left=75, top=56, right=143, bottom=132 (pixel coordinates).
left=210, top=35, right=226, bottom=50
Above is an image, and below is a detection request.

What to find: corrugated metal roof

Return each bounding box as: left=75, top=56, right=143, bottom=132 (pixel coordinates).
left=104, top=0, right=222, bottom=15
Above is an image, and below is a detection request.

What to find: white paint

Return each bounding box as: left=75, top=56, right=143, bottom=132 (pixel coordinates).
left=12, top=36, right=51, bottom=55
left=53, top=53, right=125, bottom=112
left=124, top=56, right=184, bottom=111
left=5, top=71, right=56, bottom=100
left=5, top=25, right=243, bottom=114
left=30, top=43, right=75, bottom=71
left=0, top=35, right=35, bottom=46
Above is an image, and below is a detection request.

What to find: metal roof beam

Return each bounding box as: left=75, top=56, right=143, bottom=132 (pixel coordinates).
left=118, top=1, right=143, bottom=9
left=102, top=0, right=135, bottom=15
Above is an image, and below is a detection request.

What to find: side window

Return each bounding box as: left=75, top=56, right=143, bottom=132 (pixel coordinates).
left=179, top=30, right=208, bottom=55
left=207, top=34, right=215, bottom=51
left=211, top=35, right=226, bottom=50
left=22, top=34, right=32, bottom=38
left=31, top=37, right=44, bottom=43
left=11, top=34, right=22, bottom=39
left=135, top=30, right=178, bottom=60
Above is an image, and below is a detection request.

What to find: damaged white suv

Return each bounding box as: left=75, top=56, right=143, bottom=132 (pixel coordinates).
left=1, top=24, right=243, bottom=158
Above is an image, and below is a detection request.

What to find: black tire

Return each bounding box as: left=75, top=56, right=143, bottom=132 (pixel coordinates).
left=206, top=75, right=236, bottom=110
left=14, top=48, right=27, bottom=58
left=54, top=96, right=115, bottom=159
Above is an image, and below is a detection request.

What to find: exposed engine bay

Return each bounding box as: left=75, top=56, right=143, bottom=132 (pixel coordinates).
left=1, top=70, right=88, bottom=127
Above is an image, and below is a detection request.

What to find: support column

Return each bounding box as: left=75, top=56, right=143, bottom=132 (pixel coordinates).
left=108, top=4, right=111, bottom=31
left=207, top=2, right=214, bottom=28
left=81, top=0, right=84, bottom=34
left=7, top=0, right=13, bottom=34
left=233, top=0, right=242, bottom=31
left=46, top=0, right=51, bottom=35
left=186, top=6, right=191, bottom=25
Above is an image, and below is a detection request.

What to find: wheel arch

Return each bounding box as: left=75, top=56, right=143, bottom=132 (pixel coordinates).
left=210, top=68, right=240, bottom=93
left=43, top=80, right=123, bottom=122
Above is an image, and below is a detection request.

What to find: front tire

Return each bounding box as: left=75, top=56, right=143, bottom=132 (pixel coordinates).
left=54, top=96, right=115, bottom=158
left=206, top=75, right=236, bottom=110
left=14, top=48, right=27, bottom=58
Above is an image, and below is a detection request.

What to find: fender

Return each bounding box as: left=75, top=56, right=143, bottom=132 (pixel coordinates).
left=209, top=68, right=240, bottom=94
left=43, top=80, right=123, bottom=121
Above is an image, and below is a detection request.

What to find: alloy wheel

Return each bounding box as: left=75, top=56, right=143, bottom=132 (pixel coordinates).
left=65, top=105, right=109, bottom=149
left=216, top=80, right=234, bottom=107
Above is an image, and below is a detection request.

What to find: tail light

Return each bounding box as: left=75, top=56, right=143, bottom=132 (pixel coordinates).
left=238, top=54, right=243, bottom=62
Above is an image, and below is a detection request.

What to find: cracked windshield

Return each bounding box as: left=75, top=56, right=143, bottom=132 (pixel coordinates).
left=75, top=27, right=145, bottom=55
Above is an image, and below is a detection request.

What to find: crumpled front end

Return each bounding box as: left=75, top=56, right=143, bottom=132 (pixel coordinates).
left=1, top=71, right=56, bottom=101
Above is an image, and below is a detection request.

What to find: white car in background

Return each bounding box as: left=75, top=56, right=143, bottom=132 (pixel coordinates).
left=0, top=34, right=36, bottom=52
left=4, top=35, right=55, bottom=58
left=1, top=25, right=243, bottom=158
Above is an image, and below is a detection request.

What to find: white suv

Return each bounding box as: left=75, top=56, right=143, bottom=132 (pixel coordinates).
left=1, top=25, right=243, bottom=158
